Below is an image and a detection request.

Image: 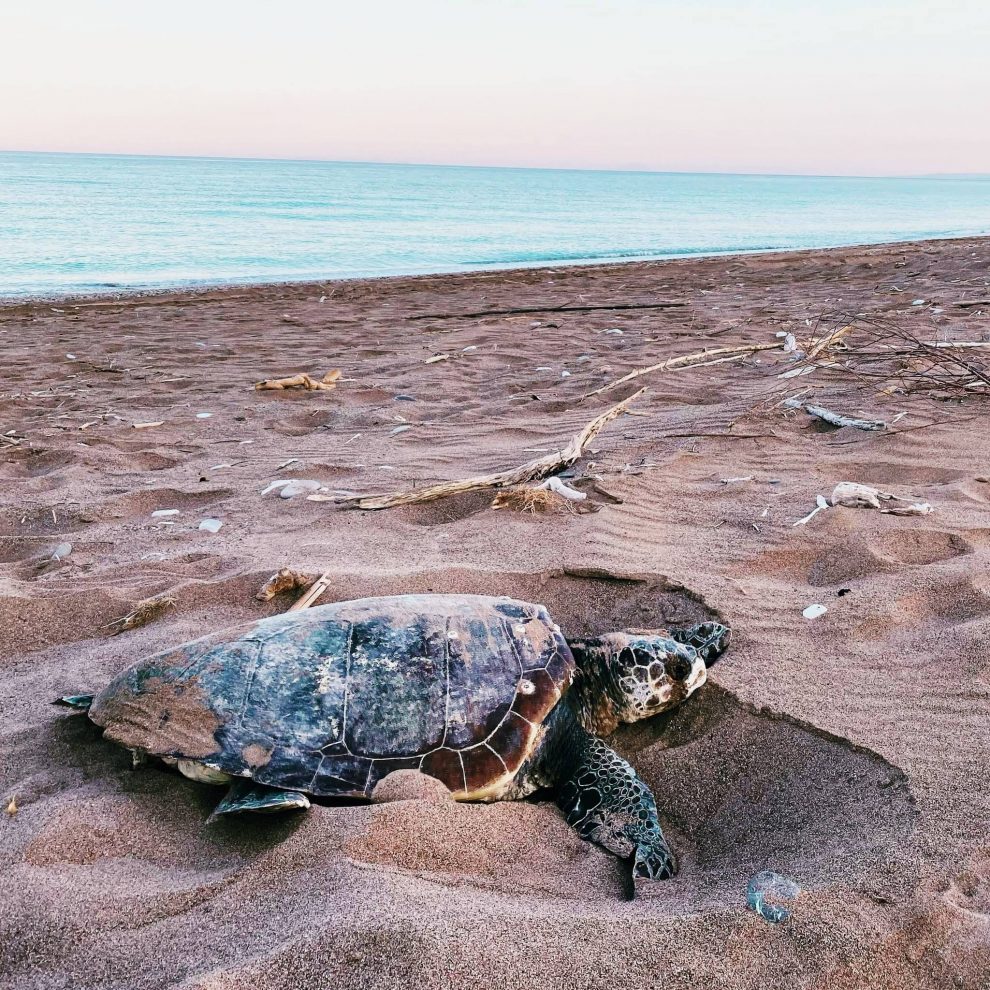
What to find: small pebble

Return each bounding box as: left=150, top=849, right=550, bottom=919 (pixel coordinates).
left=199, top=519, right=223, bottom=533
left=51, top=542, right=72, bottom=561
left=394, top=394, right=416, bottom=402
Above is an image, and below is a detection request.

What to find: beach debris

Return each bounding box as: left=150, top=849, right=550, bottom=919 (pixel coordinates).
left=407, top=300, right=686, bottom=321
left=424, top=354, right=450, bottom=364
left=747, top=871, right=801, bottom=923
left=132, top=421, right=164, bottom=429
left=262, top=479, right=325, bottom=499
left=312, top=388, right=646, bottom=510
left=721, top=476, right=754, bottom=484
left=792, top=495, right=830, bottom=526
left=390, top=425, right=412, bottom=435
left=784, top=398, right=887, bottom=431
left=255, top=370, right=341, bottom=391
left=5, top=796, right=17, bottom=817
left=151, top=509, right=180, bottom=518
left=830, top=481, right=933, bottom=515
left=256, top=568, right=318, bottom=601
left=51, top=542, right=72, bottom=561
left=541, top=476, right=586, bottom=501
left=395, top=394, right=416, bottom=401
left=277, top=458, right=300, bottom=470
left=492, top=486, right=588, bottom=515
left=803, top=603, right=827, bottom=620
left=778, top=365, right=817, bottom=380
left=199, top=518, right=223, bottom=533
left=196, top=412, right=213, bottom=419
left=108, top=595, right=177, bottom=635
left=288, top=569, right=335, bottom=612
left=953, top=298, right=990, bottom=308
left=586, top=343, right=781, bottom=398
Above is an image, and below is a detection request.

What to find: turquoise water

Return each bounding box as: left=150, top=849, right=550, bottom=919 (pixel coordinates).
left=1, top=151, right=988, bottom=298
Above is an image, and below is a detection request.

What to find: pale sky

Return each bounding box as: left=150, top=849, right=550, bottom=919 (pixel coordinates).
left=2, top=0, right=988, bottom=175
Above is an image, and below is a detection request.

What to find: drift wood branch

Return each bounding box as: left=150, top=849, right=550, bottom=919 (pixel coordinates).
left=313, top=388, right=646, bottom=510
left=585, top=343, right=781, bottom=398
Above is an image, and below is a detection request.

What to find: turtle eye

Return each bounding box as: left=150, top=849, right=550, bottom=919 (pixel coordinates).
left=665, top=650, right=694, bottom=683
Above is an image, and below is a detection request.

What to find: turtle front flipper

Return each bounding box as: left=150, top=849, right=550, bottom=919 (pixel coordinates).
left=208, top=780, right=311, bottom=823
left=555, top=735, right=676, bottom=896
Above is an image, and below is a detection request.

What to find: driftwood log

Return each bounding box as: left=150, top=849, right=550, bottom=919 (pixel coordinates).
left=311, top=388, right=646, bottom=510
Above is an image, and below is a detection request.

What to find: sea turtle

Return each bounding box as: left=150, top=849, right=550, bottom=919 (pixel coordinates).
left=58, top=594, right=729, bottom=889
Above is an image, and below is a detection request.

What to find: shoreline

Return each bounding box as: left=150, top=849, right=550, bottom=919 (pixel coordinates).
left=2, top=231, right=987, bottom=308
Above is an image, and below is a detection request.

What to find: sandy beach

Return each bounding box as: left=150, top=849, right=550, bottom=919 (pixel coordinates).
left=2, top=236, right=989, bottom=989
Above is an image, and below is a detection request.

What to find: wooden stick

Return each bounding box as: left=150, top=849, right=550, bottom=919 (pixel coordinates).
left=783, top=398, right=886, bottom=431
left=803, top=324, right=854, bottom=362
left=407, top=301, right=686, bottom=321
left=255, top=370, right=341, bottom=391
left=313, top=388, right=646, bottom=510
left=288, top=569, right=334, bottom=611
left=584, top=343, right=780, bottom=398
left=953, top=299, right=990, bottom=308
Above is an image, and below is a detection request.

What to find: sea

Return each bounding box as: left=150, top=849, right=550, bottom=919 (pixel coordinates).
left=1, top=151, right=988, bottom=298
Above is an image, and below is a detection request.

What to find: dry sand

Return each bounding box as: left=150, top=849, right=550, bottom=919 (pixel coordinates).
left=1, top=237, right=989, bottom=989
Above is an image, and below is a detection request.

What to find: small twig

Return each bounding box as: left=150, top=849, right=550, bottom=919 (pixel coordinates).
left=784, top=399, right=886, bottom=431
left=288, top=570, right=334, bottom=611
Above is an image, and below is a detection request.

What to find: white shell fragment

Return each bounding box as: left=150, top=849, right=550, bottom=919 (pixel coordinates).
left=538, top=476, right=587, bottom=501
left=198, top=518, right=223, bottom=533
left=151, top=509, right=180, bottom=518
left=51, top=542, right=72, bottom=561
left=792, top=495, right=830, bottom=526
left=803, top=603, right=827, bottom=619
left=196, top=412, right=213, bottom=419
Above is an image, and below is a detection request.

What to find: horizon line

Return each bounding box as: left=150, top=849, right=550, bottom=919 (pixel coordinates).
left=2, top=147, right=988, bottom=183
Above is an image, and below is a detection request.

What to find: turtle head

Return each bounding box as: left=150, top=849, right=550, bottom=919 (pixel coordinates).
left=569, top=622, right=730, bottom=730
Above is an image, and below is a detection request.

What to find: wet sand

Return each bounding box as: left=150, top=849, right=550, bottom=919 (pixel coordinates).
left=2, top=237, right=989, bottom=989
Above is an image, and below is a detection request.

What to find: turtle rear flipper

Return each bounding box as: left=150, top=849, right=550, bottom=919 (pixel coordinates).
left=208, top=779, right=311, bottom=823
left=55, top=694, right=95, bottom=710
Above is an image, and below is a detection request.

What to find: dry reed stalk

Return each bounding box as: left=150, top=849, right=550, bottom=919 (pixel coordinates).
left=108, top=595, right=177, bottom=635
